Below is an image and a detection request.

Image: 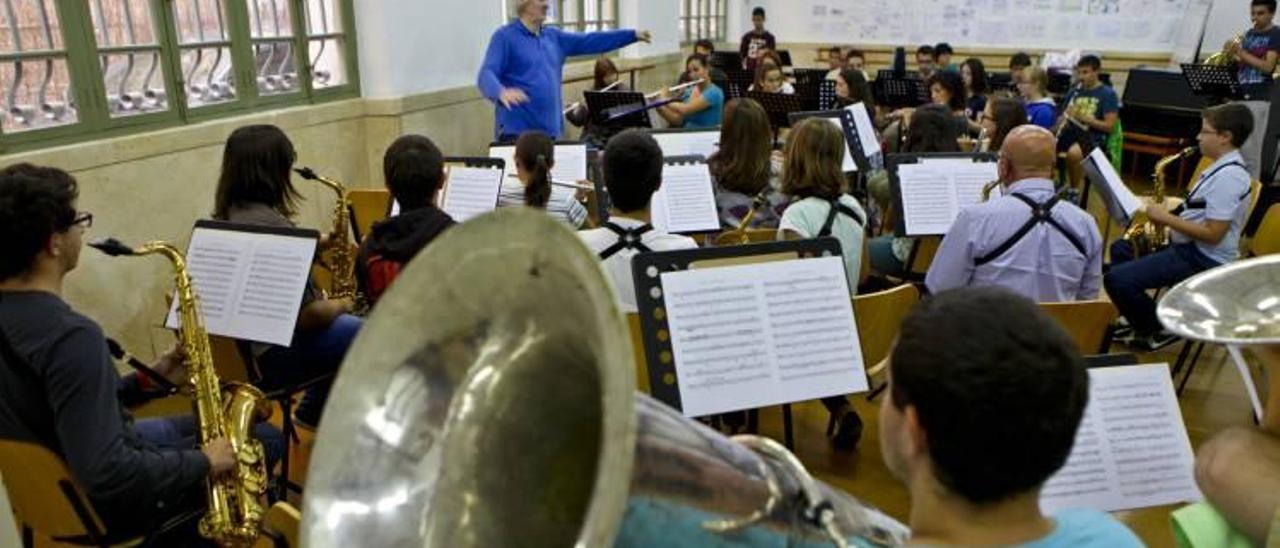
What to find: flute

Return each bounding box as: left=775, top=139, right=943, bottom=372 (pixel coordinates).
left=646, top=78, right=705, bottom=100
left=506, top=173, right=595, bottom=192
left=562, top=80, right=623, bottom=116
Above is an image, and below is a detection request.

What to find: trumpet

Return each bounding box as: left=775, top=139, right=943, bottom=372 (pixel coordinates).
left=647, top=78, right=705, bottom=100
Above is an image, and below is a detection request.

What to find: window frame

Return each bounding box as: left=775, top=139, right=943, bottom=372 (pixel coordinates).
left=0, top=0, right=361, bottom=154
left=506, top=0, right=618, bottom=33
left=680, top=0, right=725, bottom=45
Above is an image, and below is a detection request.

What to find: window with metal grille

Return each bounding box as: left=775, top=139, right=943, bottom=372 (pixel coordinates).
left=679, top=0, right=725, bottom=44
left=504, top=0, right=618, bottom=33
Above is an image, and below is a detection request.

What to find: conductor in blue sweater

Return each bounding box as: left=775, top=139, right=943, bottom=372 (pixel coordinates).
left=479, top=0, right=651, bottom=141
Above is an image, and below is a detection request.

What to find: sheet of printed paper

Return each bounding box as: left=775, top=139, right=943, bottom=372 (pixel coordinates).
left=821, top=117, right=858, bottom=172
left=661, top=256, right=868, bottom=417
left=845, top=102, right=882, bottom=161
left=650, top=162, right=720, bottom=234
left=652, top=130, right=721, bottom=161
left=1086, top=147, right=1143, bottom=225
left=489, top=143, right=588, bottom=182
left=440, top=166, right=503, bottom=222
left=897, top=160, right=997, bottom=235
left=1041, top=363, right=1201, bottom=513
left=165, top=227, right=316, bottom=346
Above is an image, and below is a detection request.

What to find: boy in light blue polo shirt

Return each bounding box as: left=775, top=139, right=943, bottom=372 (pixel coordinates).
left=1105, top=103, right=1255, bottom=351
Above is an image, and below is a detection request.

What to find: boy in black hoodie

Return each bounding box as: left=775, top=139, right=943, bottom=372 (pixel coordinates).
left=357, top=135, right=456, bottom=304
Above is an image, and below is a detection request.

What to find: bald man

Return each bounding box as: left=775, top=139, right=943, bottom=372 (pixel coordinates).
left=926, top=125, right=1103, bottom=302
left=478, top=0, right=651, bottom=142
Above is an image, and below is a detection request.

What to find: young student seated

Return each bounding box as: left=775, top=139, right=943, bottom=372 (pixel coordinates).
left=709, top=99, right=788, bottom=229
left=845, top=49, right=870, bottom=81
left=1009, top=51, right=1033, bottom=81
left=748, top=63, right=795, bottom=94
left=0, top=163, right=282, bottom=542
left=890, top=71, right=969, bottom=139
left=934, top=42, right=957, bottom=72
left=880, top=287, right=1142, bottom=547
left=498, top=131, right=590, bottom=228
left=1057, top=55, right=1119, bottom=194
left=824, top=46, right=844, bottom=80
left=739, top=6, right=777, bottom=72
left=960, top=58, right=989, bottom=126
left=1019, top=67, right=1057, bottom=130
left=356, top=135, right=456, bottom=305
left=657, top=54, right=726, bottom=130
left=777, top=117, right=870, bottom=449
left=835, top=68, right=880, bottom=130
left=213, top=125, right=361, bottom=429
left=926, top=126, right=1102, bottom=302
left=980, top=96, right=1030, bottom=152
left=1106, top=103, right=1255, bottom=351
left=567, top=57, right=631, bottom=147
left=578, top=130, right=697, bottom=312
left=678, top=39, right=728, bottom=89
left=915, top=45, right=937, bottom=79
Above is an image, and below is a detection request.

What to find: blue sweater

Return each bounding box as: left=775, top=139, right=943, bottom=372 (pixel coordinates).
left=478, top=21, right=639, bottom=139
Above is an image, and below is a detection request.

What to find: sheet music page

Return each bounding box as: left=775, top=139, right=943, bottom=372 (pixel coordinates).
left=1086, top=148, right=1143, bottom=224
left=165, top=227, right=315, bottom=346
left=661, top=256, right=868, bottom=417
left=824, top=117, right=857, bottom=172
left=489, top=144, right=587, bottom=182
left=897, top=163, right=958, bottom=235
left=440, top=166, right=503, bottom=222
left=949, top=162, right=998, bottom=209
left=650, top=162, right=720, bottom=234
left=1041, top=364, right=1201, bottom=513
left=845, top=102, right=881, bottom=160
left=652, top=131, right=721, bottom=160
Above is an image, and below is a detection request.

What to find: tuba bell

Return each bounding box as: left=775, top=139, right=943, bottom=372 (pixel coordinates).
left=300, top=209, right=908, bottom=547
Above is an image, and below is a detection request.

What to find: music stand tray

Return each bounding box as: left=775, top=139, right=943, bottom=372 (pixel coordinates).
left=1179, top=63, right=1243, bottom=101
left=585, top=90, right=656, bottom=128
left=748, top=91, right=808, bottom=129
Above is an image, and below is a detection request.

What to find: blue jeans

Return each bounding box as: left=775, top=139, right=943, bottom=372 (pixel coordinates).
left=1104, top=241, right=1221, bottom=336
left=869, top=235, right=907, bottom=277
left=134, top=415, right=285, bottom=473
left=257, top=313, right=362, bottom=425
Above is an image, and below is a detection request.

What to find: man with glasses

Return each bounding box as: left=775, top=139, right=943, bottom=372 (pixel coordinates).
left=926, top=125, right=1102, bottom=302
left=1106, top=103, right=1256, bottom=351
left=0, top=163, right=282, bottom=541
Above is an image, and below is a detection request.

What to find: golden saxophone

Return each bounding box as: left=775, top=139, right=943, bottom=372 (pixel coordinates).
left=719, top=186, right=773, bottom=245
left=1122, top=146, right=1198, bottom=259
left=90, top=238, right=271, bottom=547
left=294, top=167, right=363, bottom=309
left=981, top=179, right=1003, bottom=201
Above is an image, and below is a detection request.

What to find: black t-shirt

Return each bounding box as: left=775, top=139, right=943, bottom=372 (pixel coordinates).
left=0, top=291, right=208, bottom=534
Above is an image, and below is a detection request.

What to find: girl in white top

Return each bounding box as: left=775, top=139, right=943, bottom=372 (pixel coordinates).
left=778, top=117, right=870, bottom=294
left=497, top=131, right=589, bottom=228
left=748, top=64, right=796, bottom=94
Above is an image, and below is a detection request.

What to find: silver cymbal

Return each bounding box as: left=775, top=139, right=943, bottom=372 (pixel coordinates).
left=1157, top=254, right=1280, bottom=344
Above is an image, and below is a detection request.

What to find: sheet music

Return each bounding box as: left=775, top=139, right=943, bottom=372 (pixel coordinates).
left=824, top=117, right=857, bottom=172
left=1086, top=147, right=1143, bottom=225
left=845, top=102, right=881, bottom=161
left=650, top=162, right=720, bottom=234
left=440, top=166, right=503, bottom=222
left=165, top=226, right=316, bottom=346
left=489, top=143, right=588, bottom=182
left=661, top=256, right=868, bottom=417
left=897, top=160, right=998, bottom=235
left=652, top=130, right=721, bottom=160
left=1041, top=364, right=1201, bottom=513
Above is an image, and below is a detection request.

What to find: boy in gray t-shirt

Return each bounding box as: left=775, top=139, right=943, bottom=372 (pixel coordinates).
left=1105, top=103, right=1256, bottom=351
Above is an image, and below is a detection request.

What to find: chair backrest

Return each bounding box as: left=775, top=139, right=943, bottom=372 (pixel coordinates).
left=626, top=313, right=651, bottom=394
left=0, top=439, right=109, bottom=541
left=712, top=229, right=779, bottom=247
left=1039, top=300, right=1118, bottom=355
left=852, top=284, right=921, bottom=370
left=348, top=189, right=392, bottom=241
left=1250, top=203, right=1280, bottom=257
left=906, top=236, right=941, bottom=276
left=252, top=502, right=302, bottom=548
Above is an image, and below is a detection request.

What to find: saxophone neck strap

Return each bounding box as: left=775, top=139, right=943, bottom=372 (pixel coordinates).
left=975, top=193, right=1087, bottom=266
left=1176, top=161, right=1250, bottom=214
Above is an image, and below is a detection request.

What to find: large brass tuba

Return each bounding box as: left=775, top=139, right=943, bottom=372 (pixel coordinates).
left=91, top=238, right=272, bottom=547
left=294, top=167, right=363, bottom=309
left=300, top=209, right=908, bottom=547
left=1122, top=146, right=1198, bottom=259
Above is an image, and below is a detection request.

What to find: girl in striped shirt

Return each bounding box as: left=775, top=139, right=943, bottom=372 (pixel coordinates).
left=497, top=131, right=589, bottom=228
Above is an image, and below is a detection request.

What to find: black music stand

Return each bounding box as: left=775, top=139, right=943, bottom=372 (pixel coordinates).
left=988, top=71, right=1014, bottom=92
left=792, top=68, right=829, bottom=88
left=874, top=76, right=928, bottom=108
left=710, top=51, right=744, bottom=72
left=749, top=91, right=807, bottom=130
left=776, top=49, right=793, bottom=67
left=1179, top=63, right=1243, bottom=101
left=631, top=238, right=849, bottom=449
left=725, top=70, right=754, bottom=100
left=585, top=90, right=657, bottom=129
left=788, top=109, right=871, bottom=174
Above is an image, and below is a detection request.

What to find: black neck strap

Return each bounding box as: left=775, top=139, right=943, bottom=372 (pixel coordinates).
left=975, top=193, right=1087, bottom=266
left=598, top=222, right=654, bottom=259
left=819, top=196, right=865, bottom=238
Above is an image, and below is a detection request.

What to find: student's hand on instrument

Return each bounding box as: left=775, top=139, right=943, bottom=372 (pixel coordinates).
left=152, top=344, right=189, bottom=385
left=499, top=87, right=530, bottom=109
left=636, top=30, right=652, bottom=43
left=574, top=181, right=591, bottom=202
left=203, top=438, right=236, bottom=475
left=1145, top=203, right=1175, bottom=225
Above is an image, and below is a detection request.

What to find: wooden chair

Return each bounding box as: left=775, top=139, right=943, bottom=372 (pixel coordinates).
left=1249, top=203, right=1280, bottom=257
left=1039, top=300, right=1118, bottom=355
left=854, top=284, right=921, bottom=399
left=253, top=502, right=302, bottom=548
left=348, top=189, right=392, bottom=242
left=626, top=312, right=650, bottom=394
left=0, top=440, right=197, bottom=547
left=712, top=229, right=779, bottom=247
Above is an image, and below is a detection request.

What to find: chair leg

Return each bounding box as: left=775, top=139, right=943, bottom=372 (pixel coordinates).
left=58, top=479, right=106, bottom=547
left=21, top=525, right=32, bottom=548
left=746, top=409, right=759, bottom=434
left=782, top=404, right=794, bottom=450
left=1177, top=342, right=1206, bottom=396
left=1172, top=340, right=1194, bottom=378
left=278, top=398, right=295, bottom=502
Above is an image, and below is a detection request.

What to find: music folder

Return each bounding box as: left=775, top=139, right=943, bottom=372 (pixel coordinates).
left=488, top=141, right=588, bottom=183
left=888, top=153, right=1000, bottom=237
left=649, top=127, right=721, bottom=161
left=631, top=239, right=868, bottom=417
left=165, top=220, right=319, bottom=347
left=438, top=157, right=505, bottom=222
left=1082, top=147, right=1143, bottom=226
left=649, top=155, right=720, bottom=234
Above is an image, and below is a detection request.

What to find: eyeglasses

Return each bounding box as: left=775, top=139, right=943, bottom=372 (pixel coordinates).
left=65, top=211, right=93, bottom=230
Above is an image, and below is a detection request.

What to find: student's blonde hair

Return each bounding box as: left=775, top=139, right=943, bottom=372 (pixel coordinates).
left=782, top=118, right=847, bottom=200
left=1024, top=67, right=1049, bottom=97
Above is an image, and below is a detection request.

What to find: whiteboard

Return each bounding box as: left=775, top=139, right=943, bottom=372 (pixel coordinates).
left=747, top=0, right=1209, bottom=54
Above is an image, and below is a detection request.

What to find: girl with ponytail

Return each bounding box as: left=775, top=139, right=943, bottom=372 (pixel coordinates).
left=497, top=130, right=590, bottom=228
